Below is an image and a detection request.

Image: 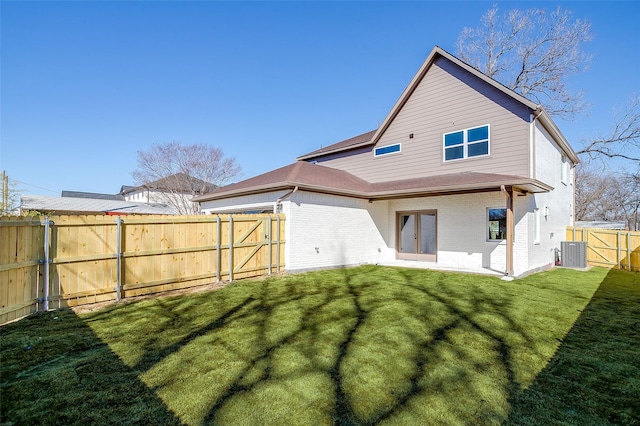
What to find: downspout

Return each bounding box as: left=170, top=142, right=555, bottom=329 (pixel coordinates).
left=273, top=186, right=298, bottom=214
left=530, top=106, right=543, bottom=180
left=501, top=185, right=514, bottom=277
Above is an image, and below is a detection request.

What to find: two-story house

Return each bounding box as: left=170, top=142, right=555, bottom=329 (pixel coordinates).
left=193, top=46, right=579, bottom=277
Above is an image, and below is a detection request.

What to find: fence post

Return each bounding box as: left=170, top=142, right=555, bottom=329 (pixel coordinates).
left=267, top=216, right=272, bottom=275
left=627, top=232, right=632, bottom=271
left=216, top=215, right=221, bottom=283
left=228, top=215, right=234, bottom=282
left=42, top=216, right=51, bottom=312
left=276, top=215, right=281, bottom=273
left=617, top=231, right=621, bottom=269
left=115, top=216, right=123, bottom=301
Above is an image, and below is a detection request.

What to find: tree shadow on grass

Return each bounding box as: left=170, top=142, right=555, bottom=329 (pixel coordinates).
left=4, top=265, right=626, bottom=425
left=0, top=310, right=181, bottom=426
left=505, top=268, right=640, bottom=425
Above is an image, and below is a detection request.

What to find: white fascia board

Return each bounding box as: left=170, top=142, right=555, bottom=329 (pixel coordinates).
left=201, top=202, right=277, bottom=214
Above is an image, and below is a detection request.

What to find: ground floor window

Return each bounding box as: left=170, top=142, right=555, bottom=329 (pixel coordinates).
left=533, top=208, right=541, bottom=244
left=488, top=208, right=507, bottom=241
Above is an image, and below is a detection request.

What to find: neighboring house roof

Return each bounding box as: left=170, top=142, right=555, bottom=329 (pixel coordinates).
left=61, top=190, right=125, bottom=201
left=192, top=161, right=552, bottom=203
left=574, top=221, right=627, bottom=230
left=297, top=46, right=579, bottom=164
left=20, top=195, right=178, bottom=215
left=122, top=173, right=217, bottom=195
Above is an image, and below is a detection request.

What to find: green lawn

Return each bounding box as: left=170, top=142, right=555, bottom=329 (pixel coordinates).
left=1, top=266, right=638, bottom=425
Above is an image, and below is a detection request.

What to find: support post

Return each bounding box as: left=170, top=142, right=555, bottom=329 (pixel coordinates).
left=506, top=190, right=514, bottom=276
left=501, top=186, right=514, bottom=276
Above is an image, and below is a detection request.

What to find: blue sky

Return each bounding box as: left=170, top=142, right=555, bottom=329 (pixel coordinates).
left=2, top=1, right=639, bottom=197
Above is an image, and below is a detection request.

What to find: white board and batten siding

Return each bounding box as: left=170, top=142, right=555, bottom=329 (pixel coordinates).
left=312, top=57, right=533, bottom=183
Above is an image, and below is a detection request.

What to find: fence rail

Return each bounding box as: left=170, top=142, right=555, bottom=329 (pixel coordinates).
left=565, top=226, right=640, bottom=272
left=0, top=214, right=285, bottom=325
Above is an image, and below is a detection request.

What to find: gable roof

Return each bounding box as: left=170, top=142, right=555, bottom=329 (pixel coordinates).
left=298, top=46, right=579, bottom=164
left=61, top=190, right=125, bottom=201
left=20, top=195, right=178, bottom=215
left=298, top=130, right=377, bottom=160
left=122, top=173, right=217, bottom=195
left=192, top=161, right=552, bottom=203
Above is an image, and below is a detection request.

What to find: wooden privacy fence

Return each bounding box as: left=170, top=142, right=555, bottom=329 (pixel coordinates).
left=566, top=226, right=640, bottom=272
left=0, top=214, right=285, bottom=325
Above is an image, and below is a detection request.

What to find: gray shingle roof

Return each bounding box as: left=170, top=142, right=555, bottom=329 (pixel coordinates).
left=297, top=130, right=377, bottom=161
left=61, top=190, right=125, bottom=200
left=122, top=173, right=217, bottom=195
left=21, top=195, right=178, bottom=215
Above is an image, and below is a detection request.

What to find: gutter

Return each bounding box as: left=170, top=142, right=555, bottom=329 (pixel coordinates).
left=273, top=186, right=298, bottom=214
left=530, top=106, right=544, bottom=179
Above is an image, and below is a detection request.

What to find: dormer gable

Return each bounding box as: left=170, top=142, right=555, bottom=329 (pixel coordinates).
left=298, top=46, right=578, bottom=181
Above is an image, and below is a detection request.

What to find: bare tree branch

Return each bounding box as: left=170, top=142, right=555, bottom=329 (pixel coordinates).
left=0, top=172, right=22, bottom=215
left=575, top=161, right=640, bottom=230
left=457, top=5, right=593, bottom=119
left=132, top=142, right=242, bottom=215
left=576, top=95, right=640, bottom=163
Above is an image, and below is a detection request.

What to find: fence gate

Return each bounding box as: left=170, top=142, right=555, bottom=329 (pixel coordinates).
left=566, top=226, right=640, bottom=271
left=0, top=214, right=285, bottom=325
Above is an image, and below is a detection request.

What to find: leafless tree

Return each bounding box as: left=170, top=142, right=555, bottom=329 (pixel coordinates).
left=457, top=5, right=593, bottom=119
left=574, top=162, right=609, bottom=221
left=576, top=95, right=640, bottom=163
left=575, top=162, right=640, bottom=230
left=1, top=171, right=22, bottom=216
left=132, top=142, right=242, bottom=215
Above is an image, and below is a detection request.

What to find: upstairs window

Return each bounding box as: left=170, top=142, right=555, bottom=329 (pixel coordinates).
left=374, top=143, right=401, bottom=157
left=561, top=155, right=569, bottom=184
left=443, top=125, right=490, bottom=161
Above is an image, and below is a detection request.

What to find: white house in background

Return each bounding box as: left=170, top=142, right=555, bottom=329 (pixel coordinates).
left=121, top=173, right=217, bottom=214
left=193, top=46, right=579, bottom=277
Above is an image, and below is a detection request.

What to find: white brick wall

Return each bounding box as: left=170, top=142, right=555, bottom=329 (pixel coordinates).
left=282, top=191, right=390, bottom=272
left=526, top=121, right=575, bottom=272
left=389, top=193, right=529, bottom=273
left=199, top=141, right=573, bottom=276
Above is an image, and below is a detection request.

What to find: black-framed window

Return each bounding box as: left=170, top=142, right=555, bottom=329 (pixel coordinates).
left=488, top=208, right=507, bottom=241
